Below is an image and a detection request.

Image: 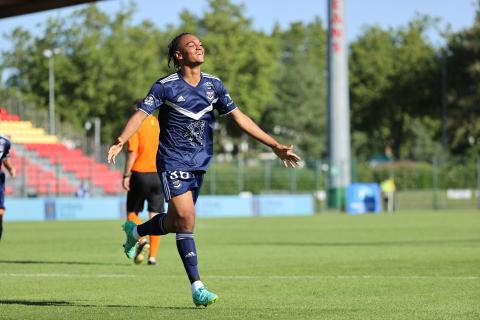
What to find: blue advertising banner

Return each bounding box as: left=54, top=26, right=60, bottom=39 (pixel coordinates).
left=4, top=194, right=314, bottom=221
left=346, top=183, right=381, bottom=214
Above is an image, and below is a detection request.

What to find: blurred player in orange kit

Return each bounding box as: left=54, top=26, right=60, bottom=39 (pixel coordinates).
left=122, top=100, right=164, bottom=265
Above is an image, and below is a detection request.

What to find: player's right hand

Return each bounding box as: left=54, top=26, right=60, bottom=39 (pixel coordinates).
left=107, top=138, right=124, bottom=164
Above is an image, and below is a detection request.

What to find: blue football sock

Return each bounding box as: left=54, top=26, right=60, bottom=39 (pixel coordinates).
left=176, top=232, right=200, bottom=283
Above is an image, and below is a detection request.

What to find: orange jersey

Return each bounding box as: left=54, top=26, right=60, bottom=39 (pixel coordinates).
left=128, top=115, right=160, bottom=173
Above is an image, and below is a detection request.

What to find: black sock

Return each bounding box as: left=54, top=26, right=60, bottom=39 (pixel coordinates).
left=176, top=232, right=200, bottom=283
left=137, top=213, right=167, bottom=236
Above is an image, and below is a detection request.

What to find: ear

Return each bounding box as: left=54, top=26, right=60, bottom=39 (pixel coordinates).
left=174, top=50, right=183, bottom=63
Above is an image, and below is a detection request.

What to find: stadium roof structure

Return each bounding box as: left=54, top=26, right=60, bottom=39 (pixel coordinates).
left=0, top=0, right=104, bottom=19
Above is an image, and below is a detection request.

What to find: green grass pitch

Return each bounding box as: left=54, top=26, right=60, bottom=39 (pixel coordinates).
left=0, top=210, right=479, bottom=319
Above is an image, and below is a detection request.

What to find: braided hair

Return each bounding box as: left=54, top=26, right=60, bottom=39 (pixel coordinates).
left=167, top=32, right=192, bottom=70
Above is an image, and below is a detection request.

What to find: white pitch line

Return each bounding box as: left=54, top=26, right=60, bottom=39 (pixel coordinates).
left=0, top=273, right=135, bottom=278
left=207, top=275, right=480, bottom=281
left=0, top=273, right=477, bottom=280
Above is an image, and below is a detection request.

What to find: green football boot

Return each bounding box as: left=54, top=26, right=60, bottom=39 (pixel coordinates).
left=192, top=286, right=219, bottom=307
left=122, top=221, right=138, bottom=259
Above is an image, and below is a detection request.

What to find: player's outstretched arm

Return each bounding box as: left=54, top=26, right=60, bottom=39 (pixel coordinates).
left=3, top=159, right=15, bottom=177
left=228, top=108, right=301, bottom=168
left=107, top=110, right=148, bottom=164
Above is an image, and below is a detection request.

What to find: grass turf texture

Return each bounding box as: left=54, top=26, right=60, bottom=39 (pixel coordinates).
left=0, top=211, right=479, bottom=320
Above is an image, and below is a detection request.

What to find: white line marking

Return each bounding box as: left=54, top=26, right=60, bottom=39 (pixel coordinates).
left=0, top=273, right=477, bottom=280
left=206, top=275, right=480, bottom=281
left=0, top=273, right=135, bottom=278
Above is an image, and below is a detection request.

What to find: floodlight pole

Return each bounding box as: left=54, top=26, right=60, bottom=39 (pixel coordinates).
left=327, top=0, right=351, bottom=208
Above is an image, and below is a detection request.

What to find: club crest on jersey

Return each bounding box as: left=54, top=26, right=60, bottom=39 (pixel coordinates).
left=172, top=180, right=182, bottom=189
left=206, top=90, right=215, bottom=100
left=144, top=95, right=154, bottom=106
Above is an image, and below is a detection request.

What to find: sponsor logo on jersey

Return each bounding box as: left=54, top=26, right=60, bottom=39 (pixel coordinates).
left=206, top=90, right=215, bottom=100
left=177, top=95, right=185, bottom=102
left=144, top=95, right=154, bottom=106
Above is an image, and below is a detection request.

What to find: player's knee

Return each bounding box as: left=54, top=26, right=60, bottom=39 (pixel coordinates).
left=174, top=211, right=195, bottom=231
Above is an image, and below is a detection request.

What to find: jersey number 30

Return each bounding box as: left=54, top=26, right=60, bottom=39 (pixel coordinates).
left=169, top=171, right=190, bottom=180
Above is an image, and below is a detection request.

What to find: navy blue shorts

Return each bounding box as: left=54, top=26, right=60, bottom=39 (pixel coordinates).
left=0, top=172, right=5, bottom=209
left=159, top=170, right=204, bottom=204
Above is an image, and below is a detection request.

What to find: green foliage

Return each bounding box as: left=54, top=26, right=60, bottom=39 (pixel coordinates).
left=202, top=159, right=322, bottom=195
left=445, top=9, right=480, bottom=156
left=1, top=0, right=480, bottom=160
left=355, top=157, right=479, bottom=190
left=349, top=17, right=440, bottom=160
left=2, top=4, right=168, bottom=141
left=261, top=19, right=328, bottom=159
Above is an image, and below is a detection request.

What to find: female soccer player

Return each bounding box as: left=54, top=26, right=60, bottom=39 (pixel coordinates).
left=107, top=32, right=301, bottom=307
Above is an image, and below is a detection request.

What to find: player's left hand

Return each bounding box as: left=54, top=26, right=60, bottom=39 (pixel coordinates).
left=272, top=144, right=301, bottom=168
left=8, top=168, right=16, bottom=177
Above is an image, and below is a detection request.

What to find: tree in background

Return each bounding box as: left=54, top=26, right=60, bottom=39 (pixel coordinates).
left=261, top=19, right=328, bottom=160
left=2, top=4, right=167, bottom=142
left=349, top=17, right=441, bottom=160
left=445, top=2, right=480, bottom=157
left=1, top=0, right=479, bottom=161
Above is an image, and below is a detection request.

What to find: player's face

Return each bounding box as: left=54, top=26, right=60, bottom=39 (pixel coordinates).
left=176, top=34, right=205, bottom=67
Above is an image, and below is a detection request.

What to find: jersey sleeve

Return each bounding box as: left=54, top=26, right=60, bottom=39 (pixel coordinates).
left=214, top=80, right=237, bottom=116
left=138, top=82, right=165, bottom=115
left=127, top=132, right=139, bottom=153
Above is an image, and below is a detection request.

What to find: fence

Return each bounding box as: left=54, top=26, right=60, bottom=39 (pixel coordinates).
left=2, top=96, right=479, bottom=210
left=5, top=150, right=480, bottom=211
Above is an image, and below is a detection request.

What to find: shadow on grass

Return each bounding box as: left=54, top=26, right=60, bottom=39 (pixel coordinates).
left=0, top=299, right=197, bottom=310
left=0, top=300, right=85, bottom=307
left=237, top=238, right=480, bottom=247
left=0, top=260, right=126, bottom=266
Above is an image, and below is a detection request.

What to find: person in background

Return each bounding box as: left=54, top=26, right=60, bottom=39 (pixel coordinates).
left=381, top=177, right=396, bottom=213
left=75, top=180, right=91, bottom=198
left=0, top=134, right=16, bottom=240
left=122, top=99, right=163, bottom=265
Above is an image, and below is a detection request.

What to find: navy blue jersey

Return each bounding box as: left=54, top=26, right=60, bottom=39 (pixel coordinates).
left=0, top=135, right=11, bottom=171
left=138, top=72, right=237, bottom=172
